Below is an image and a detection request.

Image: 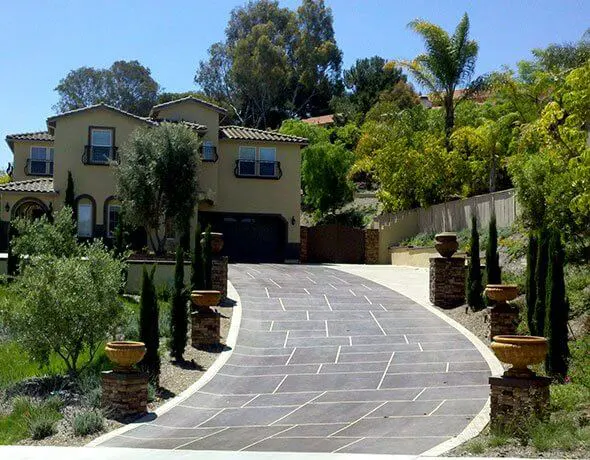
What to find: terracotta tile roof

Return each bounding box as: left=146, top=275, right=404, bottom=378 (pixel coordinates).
left=47, top=103, right=157, bottom=125
left=219, top=126, right=308, bottom=145
left=301, top=114, right=334, bottom=126
left=0, top=178, right=55, bottom=194
left=153, top=119, right=208, bottom=132
left=6, top=131, right=54, bottom=142
left=150, top=96, right=228, bottom=115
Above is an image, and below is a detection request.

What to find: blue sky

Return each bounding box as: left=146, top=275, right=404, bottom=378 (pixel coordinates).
left=0, top=0, right=588, bottom=167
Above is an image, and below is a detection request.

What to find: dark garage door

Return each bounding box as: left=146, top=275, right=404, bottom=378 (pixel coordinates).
left=200, top=212, right=286, bottom=263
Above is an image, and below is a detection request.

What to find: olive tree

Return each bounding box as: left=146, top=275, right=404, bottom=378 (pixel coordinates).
left=5, top=243, right=125, bottom=375
left=117, top=123, right=201, bottom=254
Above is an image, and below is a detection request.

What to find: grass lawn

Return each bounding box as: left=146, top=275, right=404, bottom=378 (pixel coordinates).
left=0, top=397, right=63, bottom=445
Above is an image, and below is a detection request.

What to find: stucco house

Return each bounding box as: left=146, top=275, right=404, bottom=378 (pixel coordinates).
left=1, top=96, right=307, bottom=262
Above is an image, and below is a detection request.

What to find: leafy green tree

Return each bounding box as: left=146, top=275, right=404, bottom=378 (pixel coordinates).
left=191, top=224, right=205, bottom=291
left=466, top=215, right=484, bottom=311
left=202, top=226, right=213, bottom=290
left=169, top=245, right=188, bottom=361
left=544, top=230, right=569, bottom=380
left=534, top=228, right=550, bottom=337
left=397, top=13, right=479, bottom=145
left=65, top=171, right=75, bottom=210
left=279, top=119, right=330, bottom=146
left=301, top=142, right=354, bottom=217
left=486, top=213, right=501, bottom=286
left=139, top=266, right=160, bottom=384
left=5, top=243, right=125, bottom=375
left=526, top=232, right=538, bottom=335
left=532, top=30, right=590, bottom=74
left=117, top=123, right=201, bottom=254
left=54, top=60, right=160, bottom=116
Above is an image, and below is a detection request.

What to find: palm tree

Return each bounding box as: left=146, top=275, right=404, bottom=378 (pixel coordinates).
left=398, top=13, right=479, bottom=146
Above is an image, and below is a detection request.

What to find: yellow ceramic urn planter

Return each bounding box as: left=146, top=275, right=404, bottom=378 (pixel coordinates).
left=490, top=335, right=548, bottom=377
left=191, top=290, right=222, bottom=312
left=485, top=284, right=519, bottom=303
left=105, top=341, right=146, bottom=372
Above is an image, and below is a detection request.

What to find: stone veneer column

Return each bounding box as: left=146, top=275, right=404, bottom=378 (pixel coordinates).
left=212, top=257, right=228, bottom=301
left=300, top=226, right=309, bottom=263
left=191, top=309, right=221, bottom=348
left=363, top=229, right=379, bottom=264
left=429, top=257, right=466, bottom=308
left=488, top=303, right=519, bottom=340
left=489, top=375, right=551, bottom=431
left=101, top=371, right=148, bottom=420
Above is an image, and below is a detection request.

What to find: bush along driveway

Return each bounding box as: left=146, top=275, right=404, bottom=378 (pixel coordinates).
left=97, top=264, right=490, bottom=455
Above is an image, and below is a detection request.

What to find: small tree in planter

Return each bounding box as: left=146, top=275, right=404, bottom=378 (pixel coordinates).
left=138, top=266, right=160, bottom=384
left=466, top=215, right=484, bottom=311
left=190, top=223, right=205, bottom=291
left=544, top=230, right=569, bottom=380
left=169, top=245, right=188, bottom=361
left=117, top=123, right=201, bottom=255
left=526, top=232, right=538, bottom=334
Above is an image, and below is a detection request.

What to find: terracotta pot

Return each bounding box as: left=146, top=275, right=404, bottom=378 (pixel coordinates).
left=434, top=232, right=458, bottom=258
left=201, top=232, right=224, bottom=254
left=191, top=290, right=221, bottom=309
left=105, top=341, right=146, bottom=371
left=490, top=335, right=548, bottom=377
left=485, top=284, right=519, bottom=303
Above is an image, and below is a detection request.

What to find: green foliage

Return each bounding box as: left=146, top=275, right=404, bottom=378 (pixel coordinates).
left=4, top=243, right=125, bottom=375
left=526, top=233, right=538, bottom=335
left=117, top=123, right=201, bottom=254
left=0, top=397, right=63, bottom=443
left=534, top=229, right=549, bottom=338
left=65, top=171, right=75, bottom=210
left=191, top=224, right=205, bottom=291
left=564, top=265, right=590, bottom=318
left=138, top=266, right=160, bottom=384
left=544, top=231, right=569, bottom=380
left=202, top=226, right=213, bottom=290
left=569, top=335, right=590, bottom=388
left=528, top=415, right=590, bottom=452
left=72, top=410, right=104, bottom=436
left=486, top=214, right=501, bottom=285
left=169, top=245, right=188, bottom=361
left=466, top=215, right=484, bottom=311
left=279, top=119, right=330, bottom=145
left=550, top=384, right=590, bottom=412
left=54, top=60, right=160, bottom=116
left=11, top=206, right=79, bottom=266
left=301, top=142, right=354, bottom=217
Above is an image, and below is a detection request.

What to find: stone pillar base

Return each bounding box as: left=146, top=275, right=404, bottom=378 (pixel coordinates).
left=191, top=309, right=220, bottom=348
left=212, top=257, right=228, bottom=301
left=101, top=370, right=148, bottom=420
left=429, top=257, right=466, bottom=308
left=489, top=375, right=551, bottom=432
left=488, top=303, right=519, bottom=340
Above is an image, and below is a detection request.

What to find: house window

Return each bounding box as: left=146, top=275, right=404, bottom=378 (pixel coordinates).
left=90, top=128, right=114, bottom=163
left=238, top=146, right=256, bottom=176
left=107, top=204, right=121, bottom=237
left=202, top=141, right=216, bottom=161
left=29, top=147, right=54, bottom=175
left=77, top=200, right=93, bottom=237
left=259, top=147, right=276, bottom=177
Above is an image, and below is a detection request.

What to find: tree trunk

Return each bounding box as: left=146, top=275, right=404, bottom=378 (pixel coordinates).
left=443, top=92, right=455, bottom=150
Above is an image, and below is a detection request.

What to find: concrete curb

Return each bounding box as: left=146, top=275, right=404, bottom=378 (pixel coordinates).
left=87, top=280, right=243, bottom=447
left=331, top=265, right=502, bottom=457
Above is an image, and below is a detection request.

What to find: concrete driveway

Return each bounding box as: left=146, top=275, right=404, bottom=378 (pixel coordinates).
left=98, top=264, right=490, bottom=455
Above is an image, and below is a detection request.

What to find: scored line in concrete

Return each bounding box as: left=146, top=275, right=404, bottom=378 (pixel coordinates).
left=323, top=294, right=333, bottom=311
left=369, top=311, right=387, bottom=336
left=377, top=352, right=395, bottom=390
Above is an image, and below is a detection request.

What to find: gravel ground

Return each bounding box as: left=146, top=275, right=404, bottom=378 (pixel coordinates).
left=14, top=303, right=234, bottom=447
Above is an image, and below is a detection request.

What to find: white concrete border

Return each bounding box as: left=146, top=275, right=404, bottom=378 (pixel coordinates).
left=87, top=280, right=243, bottom=447
left=330, top=265, right=503, bottom=457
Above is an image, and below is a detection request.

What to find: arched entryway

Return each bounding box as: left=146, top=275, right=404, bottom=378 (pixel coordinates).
left=11, top=197, right=48, bottom=220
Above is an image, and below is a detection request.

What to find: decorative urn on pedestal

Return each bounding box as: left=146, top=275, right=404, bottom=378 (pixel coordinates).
left=191, top=290, right=222, bottom=347
left=490, top=335, right=548, bottom=378
left=434, top=232, right=458, bottom=258
left=485, top=284, right=520, bottom=339
left=104, top=341, right=146, bottom=372
left=191, top=290, right=222, bottom=312
left=201, top=232, right=224, bottom=254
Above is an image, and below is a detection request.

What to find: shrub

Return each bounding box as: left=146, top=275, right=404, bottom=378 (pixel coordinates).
left=4, top=242, right=125, bottom=375
left=138, top=266, right=160, bottom=385
left=534, top=228, right=550, bottom=338
left=202, top=226, right=213, bottom=290
left=28, top=413, right=58, bottom=440
left=13, top=396, right=62, bottom=440
left=72, top=410, right=104, bottom=436
left=550, top=383, right=590, bottom=412
left=466, top=215, right=484, bottom=310
left=526, top=232, right=538, bottom=335
left=190, top=223, right=205, bottom=291
left=486, top=213, right=501, bottom=285
left=169, top=245, right=188, bottom=361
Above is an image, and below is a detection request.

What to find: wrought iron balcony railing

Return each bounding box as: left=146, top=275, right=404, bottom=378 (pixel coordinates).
left=82, top=145, right=119, bottom=165
left=234, top=160, right=282, bottom=179
left=25, top=158, right=53, bottom=176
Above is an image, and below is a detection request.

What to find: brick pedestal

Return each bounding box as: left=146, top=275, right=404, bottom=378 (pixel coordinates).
left=101, top=370, right=148, bottom=420
left=488, top=303, right=519, bottom=340
left=364, top=229, right=379, bottom=264
left=489, top=375, right=551, bottom=431
left=212, top=257, right=228, bottom=301
left=191, top=309, right=220, bottom=348
left=429, top=257, right=466, bottom=308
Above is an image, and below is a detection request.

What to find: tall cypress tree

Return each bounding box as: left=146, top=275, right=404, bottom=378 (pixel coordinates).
left=203, top=225, right=213, bottom=290
left=486, top=213, right=501, bottom=285
left=526, top=232, right=538, bottom=335
left=138, top=266, right=160, bottom=385
left=169, top=245, right=188, bottom=361
left=544, top=230, right=569, bottom=380
left=65, top=171, right=75, bottom=210
left=535, top=228, right=550, bottom=338
left=190, top=223, right=205, bottom=290
left=466, top=215, right=484, bottom=310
